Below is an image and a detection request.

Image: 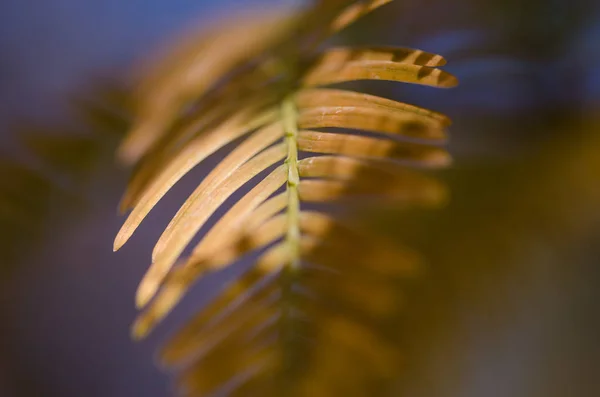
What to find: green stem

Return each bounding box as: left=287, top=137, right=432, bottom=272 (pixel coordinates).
left=282, top=95, right=301, bottom=270
left=278, top=95, right=301, bottom=381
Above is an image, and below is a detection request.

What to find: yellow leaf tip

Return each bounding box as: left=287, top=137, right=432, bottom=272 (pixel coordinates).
left=429, top=150, right=452, bottom=168
left=130, top=318, right=148, bottom=341
left=440, top=72, right=459, bottom=88
left=136, top=279, right=159, bottom=309
left=113, top=235, right=125, bottom=252
left=114, top=224, right=134, bottom=252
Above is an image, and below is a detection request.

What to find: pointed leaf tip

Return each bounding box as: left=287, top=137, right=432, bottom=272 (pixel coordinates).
left=113, top=234, right=125, bottom=251
left=131, top=318, right=149, bottom=341
left=114, top=222, right=135, bottom=252
left=113, top=235, right=126, bottom=252
left=136, top=276, right=160, bottom=309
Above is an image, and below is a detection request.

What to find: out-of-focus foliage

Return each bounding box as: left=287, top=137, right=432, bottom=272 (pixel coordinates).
left=113, top=0, right=458, bottom=395
left=1, top=0, right=598, bottom=396
left=363, top=114, right=600, bottom=396
left=0, top=83, right=130, bottom=275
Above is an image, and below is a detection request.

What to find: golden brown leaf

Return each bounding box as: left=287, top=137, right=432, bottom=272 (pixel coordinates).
left=115, top=1, right=457, bottom=395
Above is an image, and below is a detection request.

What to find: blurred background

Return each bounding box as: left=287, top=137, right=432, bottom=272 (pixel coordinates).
left=0, top=0, right=599, bottom=396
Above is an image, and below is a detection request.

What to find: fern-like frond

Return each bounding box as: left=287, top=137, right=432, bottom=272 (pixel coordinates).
left=115, top=1, right=456, bottom=395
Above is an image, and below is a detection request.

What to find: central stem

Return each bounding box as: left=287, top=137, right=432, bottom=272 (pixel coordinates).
left=279, top=95, right=301, bottom=381
left=282, top=96, right=301, bottom=269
